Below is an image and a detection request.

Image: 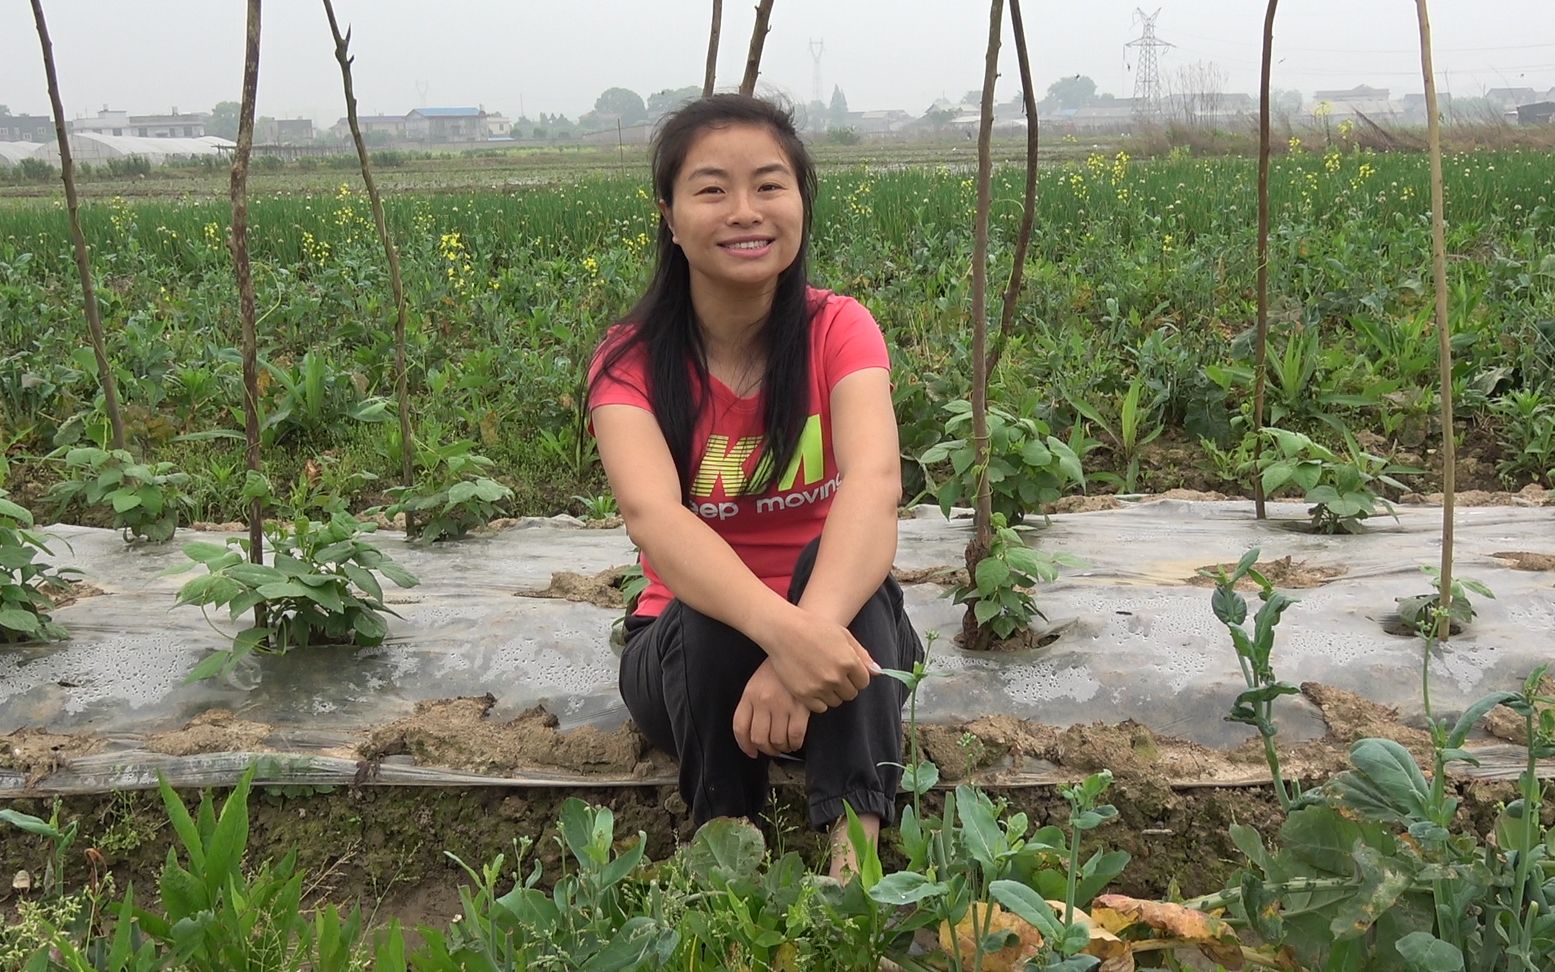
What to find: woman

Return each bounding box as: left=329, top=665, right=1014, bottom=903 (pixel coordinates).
left=588, top=94, right=922, bottom=879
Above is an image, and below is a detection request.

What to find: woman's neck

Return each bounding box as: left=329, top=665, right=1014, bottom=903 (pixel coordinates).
left=691, top=277, right=776, bottom=360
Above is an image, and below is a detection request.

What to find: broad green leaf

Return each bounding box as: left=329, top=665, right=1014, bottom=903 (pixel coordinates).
left=0, top=607, right=41, bottom=633
left=975, top=556, right=1011, bottom=593
left=1395, top=932, right=1465, bottom=972
left=868, top=871, right=948, bottom=905
left=956, top=785, right=1006, bottom=872
left=111, top=491, right=143, bottom=513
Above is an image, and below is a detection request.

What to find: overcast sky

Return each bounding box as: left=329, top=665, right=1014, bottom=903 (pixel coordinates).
left=2, top=1, right=1552, bottom=125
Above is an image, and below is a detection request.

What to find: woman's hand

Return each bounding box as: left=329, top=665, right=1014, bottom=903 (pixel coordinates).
left=733, top=659, right=811, bottom=758
left=760, top=606, right=879, bottom=712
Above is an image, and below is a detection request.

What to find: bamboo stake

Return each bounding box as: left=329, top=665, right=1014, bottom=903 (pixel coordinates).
left=984, top=0, right=1038, bottom=379
left=323, top=1, right=415, bottom=534
left=703, top=0, right=723, bottom=97
left=231, top=0, right=264, bottom=582
left=1251, top=0, right=1278, bottom=519
left=29, top=0, right=125, bottom=452
left=970, top=0, right=1002, bottom=547
left=1415, top=0, right=1455, bottom=640
left=738, top=0, right=775, bottom=97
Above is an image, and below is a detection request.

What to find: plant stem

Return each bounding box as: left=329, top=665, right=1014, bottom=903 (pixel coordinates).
left=1414, top=0, right=1456, bottom=642
left=968, top=0, right=1002, bottom=550
left=1251, top=0, right=1279, bottom=520
left=1064, top=804, right=1081, bottom=941
left=230, top=0, right=265, bottom=617
left=29, top=0, right=125, bottom=453
left=1183, top=876, right=1360, bottom=912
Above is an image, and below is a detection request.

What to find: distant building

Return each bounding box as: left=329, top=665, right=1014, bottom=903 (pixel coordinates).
left=482, top=113, right=511, bottom=138
left=69, top=107, right=207, bottom=138
left=257, top=117, right=315, bottom=144
left=405, top=107, right=487, bottom=142
left=1314, top=85, right=1390, bottom=103
left=0, top=114, right=54, bottom=142
left=330, top=114, right=407, bottom=141
left=846, top=109, right=914, bottom=135
left=1516, top=101, right=1555, bottom=126
left=69, top=108, right=131, bottom=136
left=1486, top=87, right=1541, bottom=110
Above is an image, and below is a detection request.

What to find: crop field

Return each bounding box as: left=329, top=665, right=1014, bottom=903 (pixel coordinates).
left=4, top=103, right=1555, bottom=972
left=3, top=142, right=1553, bottom=523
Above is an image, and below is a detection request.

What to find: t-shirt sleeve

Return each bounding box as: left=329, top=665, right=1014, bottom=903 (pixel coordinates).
left=587, top=327, right=652, bottom=413
left=821, top=296, right=891, bottom=393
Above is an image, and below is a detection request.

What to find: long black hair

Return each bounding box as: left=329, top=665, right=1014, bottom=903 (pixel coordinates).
left=589, top=94, right=820, bottom=501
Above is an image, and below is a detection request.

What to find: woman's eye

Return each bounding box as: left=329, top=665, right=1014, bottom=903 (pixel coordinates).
left=697, top=186, right=723, bottom=195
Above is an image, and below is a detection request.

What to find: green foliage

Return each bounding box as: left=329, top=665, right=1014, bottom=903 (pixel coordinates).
left=572, top=492, right=618, bottom=521
left=1221, top=666, right=1555, bottom=970
left=0, top=801, right=79, bottom=898
left=0, top=489, right=78, bottom=643
left=953, top=512, right=1073, bottom=643
left=1255, top=427, right=1416, bottom=533
left=1074, top=376, right=1166, bottom=492
left=45, top=447, right=192, bottom=542
left=1204, top=548, right=1301, bottom=810
left=1491, top=390, right=1555, bottom=486
left=922, top=400, right=1085, bottom=525
left=376, top=439, right=513, bottom=542
left=167, top=508, right=418, bottom=681
left=1396, top=565, right=1497, bottom=634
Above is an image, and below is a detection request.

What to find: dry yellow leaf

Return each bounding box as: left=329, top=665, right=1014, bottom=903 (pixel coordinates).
left=938, top=903, right=1044, bottom=972
left=1091, top=895, right=1237, bottom=944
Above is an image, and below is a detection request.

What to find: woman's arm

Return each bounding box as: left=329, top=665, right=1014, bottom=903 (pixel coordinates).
left=592, top=403, right=876, bottom=710
left=794, top=367, right=903, bottom=627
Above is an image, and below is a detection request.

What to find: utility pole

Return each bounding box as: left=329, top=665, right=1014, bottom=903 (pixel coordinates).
left=809, top=38, right=824, bottom=105
left=1125, top=7, right=1172, bottom=118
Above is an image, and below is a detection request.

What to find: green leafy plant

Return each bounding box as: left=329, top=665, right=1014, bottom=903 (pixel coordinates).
left=953, top=512, right=1073, bottom=649
left=0, top=489, right=78, bottom=643
left=1396, top=565, right=1496, bottom=634
left=572, top=492, right=618, bottom=521
left=1255, top=427, right=1415, bottom=533
left=167, top=510, right=419, bottom=681
left=1491, top=390, right=1555, bottom=486
left=1203, top=548, right=1301, bottom=811
left=375, top=439, right=512, bottom=542
left=922, top=400, right=1086, bottom=524
left=1075, top=377, right=1166, bottom=493
left=44, top=447, right=192, bottom=542
left=0, top=801, right=80, bottom=898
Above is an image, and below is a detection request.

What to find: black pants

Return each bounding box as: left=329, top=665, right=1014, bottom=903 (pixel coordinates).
left=620, top=538, right=924, bottom=830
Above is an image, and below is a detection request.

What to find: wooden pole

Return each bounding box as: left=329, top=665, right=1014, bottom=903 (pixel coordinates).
left=985, top=0, right=1038, bottom=378
left=323, top=0, right=415, bottom=534
left=231, top=0, right=264, bottom=582
left=963, top=0, right=1003, bottom=653
left=1415, top=0, right=1456, bottom=640
left=1251, top=0, right=1278, bottom=519
left=29, top=0, right=126, bottom=452
left=970, top=0, right=1002, bottom=552
left=738, top=0, right=775, bottom=97
left=703, top=0, right=723, bottom=97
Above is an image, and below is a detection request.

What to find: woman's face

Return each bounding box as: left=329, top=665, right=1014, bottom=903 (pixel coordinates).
left=660, top=123, right=805, bottom=300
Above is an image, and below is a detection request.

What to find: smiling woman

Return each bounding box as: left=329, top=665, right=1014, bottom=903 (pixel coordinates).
left=585, top=94, right=921, bottom=881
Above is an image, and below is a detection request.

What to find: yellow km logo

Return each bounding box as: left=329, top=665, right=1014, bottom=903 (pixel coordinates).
left=690, top=414, right=824, bottom=498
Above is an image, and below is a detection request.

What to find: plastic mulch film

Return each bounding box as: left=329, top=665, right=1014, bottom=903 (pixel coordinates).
left=3, top=498, right=1551, bottom=795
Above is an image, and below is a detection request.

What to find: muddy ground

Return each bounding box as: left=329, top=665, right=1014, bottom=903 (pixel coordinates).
left=5, top=678, right=1550, bottom=934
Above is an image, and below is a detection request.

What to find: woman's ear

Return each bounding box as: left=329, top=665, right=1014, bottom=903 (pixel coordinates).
left=658, top=199, right=678, bottom=244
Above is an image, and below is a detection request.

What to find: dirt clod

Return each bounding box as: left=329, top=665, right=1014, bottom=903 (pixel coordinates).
left=1188, top=555, right=1346, bottom=590
left=145, top=708, right=272, bottom=757
left=1, top=728, right=104, bottom=786
left=45, top=582, right=106, bottom=610
left=893, top=565, right=968, bottom=587
left=1045, top=495, right=1124, bottom=514
left=1491, top=551, right=1555, bottom=572
left=1401, top=484, right=1552, bottom=507
left=1300, top=682, right=1431, bottom=754
left=361, top=695, right=666, bottom=778
left=515, top=567, right=633, bottom=609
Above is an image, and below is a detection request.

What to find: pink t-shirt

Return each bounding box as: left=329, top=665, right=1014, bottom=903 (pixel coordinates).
left=588, top=289, right=891, bottom=618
